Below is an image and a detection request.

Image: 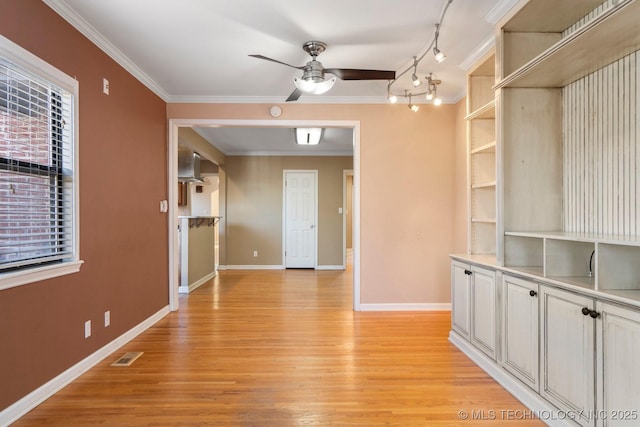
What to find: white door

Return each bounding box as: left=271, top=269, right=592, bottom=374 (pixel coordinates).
left=284, top=171, right=317, bottom=268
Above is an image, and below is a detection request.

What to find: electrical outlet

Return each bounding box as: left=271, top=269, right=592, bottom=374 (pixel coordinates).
left=84, top=320, right=91, bottom=338
left=104, top=310, right=111, bottom=327
left=102, top=78, right=109, bottom=95
left=253, top=250, right=258, bottom=257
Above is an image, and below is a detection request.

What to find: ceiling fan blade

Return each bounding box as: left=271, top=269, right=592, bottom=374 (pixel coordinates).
left=249, top=54, right=304, bottom=70
left=324, top=68, right=396, bottom=81
left=286, top=88, right=303, bottom=102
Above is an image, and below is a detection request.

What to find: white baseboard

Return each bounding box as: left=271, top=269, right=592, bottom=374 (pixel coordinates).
left=0, top=306, right=170, bottom=426
left=359, top=303, right=451, bottom=311
left=224, top=265, right=284, bottom=270
left=315, top=265, right=345, bottom=271
left=178, top=271, right=216, bottom=294
left=448, top=331, right=576, bottom=427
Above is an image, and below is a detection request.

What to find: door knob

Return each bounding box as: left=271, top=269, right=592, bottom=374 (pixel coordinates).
left=310, top=224, right=315, bottom=229
left=529, top=290, right=537, bottom=297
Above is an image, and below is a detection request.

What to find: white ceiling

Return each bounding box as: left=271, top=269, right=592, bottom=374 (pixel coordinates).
left=44, top=0, right=515, bottom=155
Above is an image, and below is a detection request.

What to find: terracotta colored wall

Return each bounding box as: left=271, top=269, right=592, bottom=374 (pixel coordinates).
left=0, top=1, right=168, bottom=410
left=167, top=103, right=458, bottom=304
left=225, top=155, right=353, bottom=267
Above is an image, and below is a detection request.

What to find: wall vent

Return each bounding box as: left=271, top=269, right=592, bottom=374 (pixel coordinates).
left=111, top=351, right=143, bottom=367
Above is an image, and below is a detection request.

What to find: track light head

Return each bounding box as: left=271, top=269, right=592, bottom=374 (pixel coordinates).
left=409, top=104, right=419, bottom=112
left=411, top=73, right=422, bottom=87
left=433, top=47, right=446, bottom=63
left=388, top=94, right=398, bottom=103
left=434, top=97, right=442, bottom=106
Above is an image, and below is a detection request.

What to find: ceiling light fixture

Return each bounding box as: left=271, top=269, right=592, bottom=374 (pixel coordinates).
left=293, top=76, right=336, bottom=95
left=425, top=73, right=442, bottom=106
left=385, top=0, right=453, bottom=110
left=433, top=23, right=446, bottom=63
left=408, top=93, right=419, bottom=112
left=296, top=128, right=323, bottom=145
left=411, top=57, right=422, bottom=87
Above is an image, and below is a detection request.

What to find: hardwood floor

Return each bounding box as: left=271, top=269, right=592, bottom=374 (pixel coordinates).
left=14, top=264, right=543, bottom=426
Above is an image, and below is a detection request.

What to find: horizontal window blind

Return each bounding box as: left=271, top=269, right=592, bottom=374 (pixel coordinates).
left=0, top=56, right=75, bottom=271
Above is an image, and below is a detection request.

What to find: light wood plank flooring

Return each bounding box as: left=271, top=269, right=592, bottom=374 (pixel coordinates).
left=14, top=265, right=543, bottom=426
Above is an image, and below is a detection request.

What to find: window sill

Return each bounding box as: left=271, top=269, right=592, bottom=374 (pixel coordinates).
left=0, top=260, right=84, bottom=291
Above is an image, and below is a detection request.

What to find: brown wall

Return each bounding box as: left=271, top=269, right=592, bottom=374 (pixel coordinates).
left=225, top=156, right=353, bottom=266
left=167, top=103, right=458, bottom=305
left=0, top=1, right=168, bottom=410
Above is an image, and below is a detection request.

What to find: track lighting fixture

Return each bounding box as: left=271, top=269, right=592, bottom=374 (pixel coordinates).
left=384, top=0, right=453, bottom=110
left=387, top=83, right=398, bottom=103
left=411, top=57, right=422, bottom=87
left=407, top=93, right=419, bottom=112
left=433, top=23, right=446, bottom=63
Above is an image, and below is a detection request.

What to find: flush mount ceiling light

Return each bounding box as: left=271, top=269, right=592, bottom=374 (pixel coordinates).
left=296, top=128, right=323, bottom=145
left=433, top=23, right=446, bottom=63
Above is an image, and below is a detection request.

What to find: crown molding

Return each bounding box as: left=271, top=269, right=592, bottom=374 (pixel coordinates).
left=459, top=33, right=496, bottom=72
left=42, top=0, right=171, bottom=102
left=168, top=94, right=458, bottom=105
left=485, top=0, right=522, bottom=25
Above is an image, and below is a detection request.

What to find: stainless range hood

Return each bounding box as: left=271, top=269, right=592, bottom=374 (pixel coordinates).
left=178, top=146, right=205, bottom=183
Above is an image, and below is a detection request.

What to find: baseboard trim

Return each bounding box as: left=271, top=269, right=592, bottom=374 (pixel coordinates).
left=360, top=303, right=451, bottom=311
left=224, top=265, right=284, bottom=270
left=448, top=331, right=576, bottom=427
left=315, top=265, right=345, bottom=271
left=178, top=271, right=216, bottom=294
left=0, top=305, right=171, bottom=426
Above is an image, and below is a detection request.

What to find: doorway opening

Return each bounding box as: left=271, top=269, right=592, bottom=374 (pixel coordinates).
left=167, top=119, right=361, bottom=311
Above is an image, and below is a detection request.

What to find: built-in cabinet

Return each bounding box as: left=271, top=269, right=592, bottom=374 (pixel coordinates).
left=451, top=260, right=497, bottom=360
left=451, top=1, right=640, bottom=426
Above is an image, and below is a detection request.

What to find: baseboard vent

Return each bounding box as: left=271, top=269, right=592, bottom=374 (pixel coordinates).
left=110, top=351, right=143, bottom=367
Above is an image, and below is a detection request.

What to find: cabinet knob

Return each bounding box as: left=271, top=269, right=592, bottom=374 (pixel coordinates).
left=582, top=307, right=591, bottom=316
left=464, top=269, right=472, bottom=275
left=529, top=290, right=537, bottom=297
left=589, top=310, right=601, bottom=319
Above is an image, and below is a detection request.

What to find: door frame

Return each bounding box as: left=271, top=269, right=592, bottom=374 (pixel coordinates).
left=343, top=169, right=353, bottom=269
left=282, top=170, right=318, bottom=269
left=168, top=119, right=362, bottom=311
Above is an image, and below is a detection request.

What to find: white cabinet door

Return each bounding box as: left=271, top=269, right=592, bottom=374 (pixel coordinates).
left=540, top=285, right=595, bottom=427
left=451, top=260, right=471, bottom=339
left=470, top=266, right=497, bottom=360
left=501, top=274, right=539, bottom=391
left=596, top=301, right=640, bottom=427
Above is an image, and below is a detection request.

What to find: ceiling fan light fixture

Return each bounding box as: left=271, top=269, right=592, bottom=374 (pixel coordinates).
left=293, top=76, right=336, bottom=95
left=296, top=128, right=323, bottom=145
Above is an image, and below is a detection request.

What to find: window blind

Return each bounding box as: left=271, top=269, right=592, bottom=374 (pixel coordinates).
left=0, top=56, right=75, bottom=271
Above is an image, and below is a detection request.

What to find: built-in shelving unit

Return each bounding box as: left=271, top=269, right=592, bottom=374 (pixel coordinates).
left=452, top=1, right=640, bottom=424
left=466, top=50, right=496, bottom=256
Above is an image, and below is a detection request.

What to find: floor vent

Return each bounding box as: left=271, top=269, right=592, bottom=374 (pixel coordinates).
left=111, top=351, right=143, bottom=367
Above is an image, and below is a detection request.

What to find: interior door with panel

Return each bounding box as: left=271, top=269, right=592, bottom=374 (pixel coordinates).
left=540, top=285, right=595, bottom=427
left=284, top=171, right=317, bottom=268
left=502, top=274, right=539, bottom=391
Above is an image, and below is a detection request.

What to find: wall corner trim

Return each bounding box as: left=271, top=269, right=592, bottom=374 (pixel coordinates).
left=178, top=271, right=217, bottom=294
left=0, top=306, right=171, bottom=426
left=359, top=303, right=451, bottom=311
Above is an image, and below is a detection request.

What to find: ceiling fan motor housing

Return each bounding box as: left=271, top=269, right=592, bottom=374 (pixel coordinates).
left=302, top=60, right=326, bottom=82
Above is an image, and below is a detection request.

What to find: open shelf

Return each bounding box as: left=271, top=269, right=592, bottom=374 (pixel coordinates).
left=496, top=0, right=640, bottom=89
left=471, top=141, right=496, bottom=154
left=465, top=100, right=495, bottom=120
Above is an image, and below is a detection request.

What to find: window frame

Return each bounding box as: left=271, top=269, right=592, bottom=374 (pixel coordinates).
left=0, top=35, right=82, bottom=291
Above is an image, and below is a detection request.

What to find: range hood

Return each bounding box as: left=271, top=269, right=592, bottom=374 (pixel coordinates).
left=178, top=147, right=205, bottom=183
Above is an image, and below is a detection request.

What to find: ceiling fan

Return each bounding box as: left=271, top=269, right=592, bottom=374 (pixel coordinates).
left=250, top=41, right=396, bottom=102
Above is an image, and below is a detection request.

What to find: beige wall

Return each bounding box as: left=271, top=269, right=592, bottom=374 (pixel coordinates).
left=225, top=155, right=353, bottom=267
left=167, top=103, right=458, bottom=304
